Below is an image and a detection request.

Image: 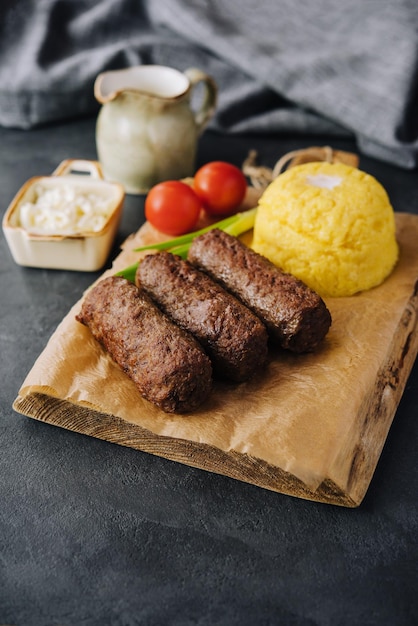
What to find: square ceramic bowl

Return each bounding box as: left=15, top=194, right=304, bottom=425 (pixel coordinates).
left=2, top=159, right=125, bottom=271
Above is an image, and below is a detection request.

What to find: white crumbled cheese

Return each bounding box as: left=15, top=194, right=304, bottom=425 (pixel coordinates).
left=18, top=183, right=114, bottom=235
left=305, top=174, right=343, bottom=189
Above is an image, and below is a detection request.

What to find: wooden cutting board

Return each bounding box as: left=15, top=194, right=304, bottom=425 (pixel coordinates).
left=13, top=212, right=418, bottom=507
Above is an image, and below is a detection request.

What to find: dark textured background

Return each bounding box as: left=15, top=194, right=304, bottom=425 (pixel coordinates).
left=1, top=0, right=418, bottom=168
left=0, top=117, right=417, bottom=625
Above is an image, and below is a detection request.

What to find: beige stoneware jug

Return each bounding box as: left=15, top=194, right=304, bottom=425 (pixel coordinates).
left=94, top=65, right=217, bottom=194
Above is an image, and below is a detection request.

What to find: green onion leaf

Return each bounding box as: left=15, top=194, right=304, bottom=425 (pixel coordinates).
left=132, top=211, right=246, bottom=253
left=116, top=207, right=257, bottom=282
left=115, top=262, right=140, bottom=283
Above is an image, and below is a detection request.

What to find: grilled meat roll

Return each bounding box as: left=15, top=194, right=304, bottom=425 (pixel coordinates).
left=188, top=229, right=332, bottom=353
left=136, top=251, right=268, bottom=382
left=76, top=276, right=212, bottom=413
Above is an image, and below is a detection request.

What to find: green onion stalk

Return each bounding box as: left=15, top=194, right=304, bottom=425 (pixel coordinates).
left=116, top=207, right=257, bottom=283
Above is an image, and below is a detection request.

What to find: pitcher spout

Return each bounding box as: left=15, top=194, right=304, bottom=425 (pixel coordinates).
left=94, top=65, right=191, bottom=104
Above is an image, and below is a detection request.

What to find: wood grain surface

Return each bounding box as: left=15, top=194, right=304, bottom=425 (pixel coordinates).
left=13, top=213, right=418, bottom=506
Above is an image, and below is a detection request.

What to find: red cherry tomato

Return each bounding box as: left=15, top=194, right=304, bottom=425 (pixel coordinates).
left=145, top=180, right=202, bottom=236
left=193, top=161, right=247, bottom=217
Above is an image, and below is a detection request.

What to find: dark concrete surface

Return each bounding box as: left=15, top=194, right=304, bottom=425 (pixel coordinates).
left=1, top=118, right=417, bottom=626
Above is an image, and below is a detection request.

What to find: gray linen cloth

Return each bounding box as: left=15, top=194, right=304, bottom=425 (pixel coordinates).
left=1, top=0, right=417, bottom=169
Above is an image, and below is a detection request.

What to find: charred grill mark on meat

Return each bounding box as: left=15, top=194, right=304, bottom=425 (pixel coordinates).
left=188, top=229, right=332, bottom=353
left=136, top=251, right=269, bottom=382
left=76, top=276, right=212, bottom=413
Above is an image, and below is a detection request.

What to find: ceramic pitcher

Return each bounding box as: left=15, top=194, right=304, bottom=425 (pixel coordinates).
left=94, top=65, right=217, bottom=194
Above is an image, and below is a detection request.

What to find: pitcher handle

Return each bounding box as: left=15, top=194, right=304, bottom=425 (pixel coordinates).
left=185, top=68, right=218, bottom=134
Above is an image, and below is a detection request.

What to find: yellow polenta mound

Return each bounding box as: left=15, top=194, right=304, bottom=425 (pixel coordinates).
left=252, top=161, right=399, bottom=297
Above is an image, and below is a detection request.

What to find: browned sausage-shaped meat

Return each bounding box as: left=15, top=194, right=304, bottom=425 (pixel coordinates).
left=188, top=229, right=332, bottom=353
left=76, top=276, right=212, bottom=413
left=136, top=251, right=268, bottom=382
